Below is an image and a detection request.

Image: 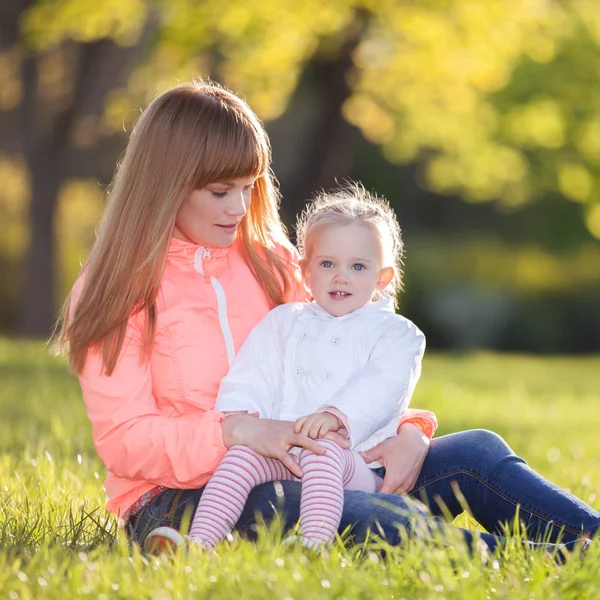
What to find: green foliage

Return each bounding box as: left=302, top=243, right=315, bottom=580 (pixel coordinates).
left=345, top=1, right=600, bottom=234
left=1, top=340, right=599, bottom=598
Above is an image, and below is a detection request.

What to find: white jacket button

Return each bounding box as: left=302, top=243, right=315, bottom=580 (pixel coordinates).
left=331, top=336, right=340, bottom=346
left=295, top=367, right=304, bottom=376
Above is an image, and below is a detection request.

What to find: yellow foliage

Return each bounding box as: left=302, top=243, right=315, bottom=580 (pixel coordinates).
left=342, top=95, right=395, bottom=144
left=558, top=163, right=594, bottom=203
left=505, top=98, right=566, bottom=149
left=55, top=180, right=104, bottom=299
left=412, top=237, right=600, bottom=294
left=21, top=0, right=146, bottom=50
left=585, top=203, right=600, bottom=239
left=575, top=118, right=600, bottom=164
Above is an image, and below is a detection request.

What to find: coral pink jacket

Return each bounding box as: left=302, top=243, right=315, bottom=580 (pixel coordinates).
left=73, top=237, right=437, bottom=518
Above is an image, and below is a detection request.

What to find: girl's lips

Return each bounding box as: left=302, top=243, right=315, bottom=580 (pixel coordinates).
left=329, top=291, right=351, bottom=300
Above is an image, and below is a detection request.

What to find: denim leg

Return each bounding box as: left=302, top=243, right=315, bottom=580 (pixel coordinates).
left=236, top=480, right=435, bottom=545
left=410, top=429, right=600, bottom=543
left=127, top=480, right=506, bottom=552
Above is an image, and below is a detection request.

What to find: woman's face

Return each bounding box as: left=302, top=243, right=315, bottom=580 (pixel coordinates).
left=173, top=176, right=256, bottom=247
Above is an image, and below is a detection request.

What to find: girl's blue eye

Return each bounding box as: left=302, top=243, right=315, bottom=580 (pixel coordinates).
left=352, top=263, right=366, bottom=271
left=320, top=261, right=333, bottom=268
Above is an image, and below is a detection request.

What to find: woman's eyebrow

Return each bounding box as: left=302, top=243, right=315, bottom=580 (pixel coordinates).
left=210, top=181, right=235, bottom=187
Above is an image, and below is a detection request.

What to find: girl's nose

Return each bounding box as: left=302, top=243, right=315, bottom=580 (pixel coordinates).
left=333, top=270, right=349, bottom=284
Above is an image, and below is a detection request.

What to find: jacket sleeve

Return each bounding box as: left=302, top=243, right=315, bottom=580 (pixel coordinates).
left=320, top=320, right=426, bottom=448
left=78, top=315, right=227, bottom=489
left=216, top=308, right=284, bottom=417
left=399, top=408, right=438, bottom=439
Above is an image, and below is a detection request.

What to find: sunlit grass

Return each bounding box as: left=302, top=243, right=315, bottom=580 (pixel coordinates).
left=1, top=338, right=599, bottom=599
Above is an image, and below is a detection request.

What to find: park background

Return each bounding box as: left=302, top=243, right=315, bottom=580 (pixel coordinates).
left=1, top=2, right=600, bottom=598
left=1, top=0, right=600, bottom=352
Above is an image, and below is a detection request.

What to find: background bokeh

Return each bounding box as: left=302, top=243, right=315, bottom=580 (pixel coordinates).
left=1, top=0, right=599, bottom=351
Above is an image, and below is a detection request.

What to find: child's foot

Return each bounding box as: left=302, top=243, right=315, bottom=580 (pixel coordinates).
left=282, top=535, right=329, bottom=555
left=186, top=536, right=216, bottom=553
left=143, top=526, right=186, bottom=555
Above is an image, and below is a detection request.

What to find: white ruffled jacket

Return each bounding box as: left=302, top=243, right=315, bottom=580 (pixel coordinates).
left=216, top=298, right=426, bottom=457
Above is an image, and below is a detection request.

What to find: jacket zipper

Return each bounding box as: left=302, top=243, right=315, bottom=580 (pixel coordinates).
left=193, top=247, right=236, bottom=368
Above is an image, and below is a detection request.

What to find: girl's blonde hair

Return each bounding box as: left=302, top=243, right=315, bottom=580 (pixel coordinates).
left=54, top=81, right=296, bottom=375
left=296, top=183, right=404, bottom=304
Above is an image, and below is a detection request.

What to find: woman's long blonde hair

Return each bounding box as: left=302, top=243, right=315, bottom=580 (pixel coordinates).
left=54, top=82, right=295, bottom=375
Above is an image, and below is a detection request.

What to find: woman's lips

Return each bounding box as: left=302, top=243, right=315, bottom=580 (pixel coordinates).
left=216, top=224, right=238, bottom=234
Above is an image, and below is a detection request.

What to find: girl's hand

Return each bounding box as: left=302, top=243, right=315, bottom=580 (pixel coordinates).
left=360, top=423, right=430, bottom=494
left=293, top=412, right=342, bottom=439
left=221, top=415, right=349, bottom=478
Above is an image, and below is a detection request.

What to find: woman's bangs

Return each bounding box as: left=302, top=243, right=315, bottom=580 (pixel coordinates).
left=194, top=114, right=268, bottom=186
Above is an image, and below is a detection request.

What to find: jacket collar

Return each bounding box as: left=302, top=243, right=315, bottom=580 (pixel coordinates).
left=166, top=236, right=230, bottom=273
left=307, top=297, right=395, bottom=320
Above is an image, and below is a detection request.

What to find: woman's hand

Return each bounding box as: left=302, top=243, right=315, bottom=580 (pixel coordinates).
left=294, top=412, right=342, bottom=439
left=360, top=422, right=430, bottom=494
left=221, top=415, right=350, bottom=478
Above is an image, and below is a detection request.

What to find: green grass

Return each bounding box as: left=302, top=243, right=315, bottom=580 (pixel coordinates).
left=1, top=338, right=599, bottom=599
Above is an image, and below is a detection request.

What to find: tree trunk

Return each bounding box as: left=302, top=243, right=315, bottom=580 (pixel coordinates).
left=15, top=34, right=152, bottom=337
left=274, top=11, right=370, bottom=228
left=19, top=147, right=63, bottom=336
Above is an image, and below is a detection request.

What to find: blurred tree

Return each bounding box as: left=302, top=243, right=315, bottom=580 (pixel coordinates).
left=0, top=0, right=152, bottom=335
left=2, top=0, right=600, bottom=338
left=343, top=1, right=600, bottom=237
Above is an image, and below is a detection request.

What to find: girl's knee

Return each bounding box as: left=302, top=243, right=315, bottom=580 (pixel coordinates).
left=298, top=439, right=346, bottom=463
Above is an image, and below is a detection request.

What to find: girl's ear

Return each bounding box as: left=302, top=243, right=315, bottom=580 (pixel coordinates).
left=375, top=266, right=394, bottom=291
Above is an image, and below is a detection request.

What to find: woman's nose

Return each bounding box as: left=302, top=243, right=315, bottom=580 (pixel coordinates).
left=226, top=191, right=249, bottom=217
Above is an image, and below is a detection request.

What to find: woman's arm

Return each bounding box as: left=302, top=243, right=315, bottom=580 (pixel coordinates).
left=79, top=319, right=228, bottom=489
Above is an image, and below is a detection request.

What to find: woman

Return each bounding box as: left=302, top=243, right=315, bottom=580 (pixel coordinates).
left=55, top=81, right=599, bottom=556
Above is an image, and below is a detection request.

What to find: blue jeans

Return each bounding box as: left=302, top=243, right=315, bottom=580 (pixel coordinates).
left=126, top=429, right=600, bottom=552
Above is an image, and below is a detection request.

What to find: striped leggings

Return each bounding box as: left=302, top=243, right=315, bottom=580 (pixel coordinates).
left=189, top=440, right=382, bottom=548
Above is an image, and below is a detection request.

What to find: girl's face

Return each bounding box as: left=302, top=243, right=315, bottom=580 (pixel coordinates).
left=303, top=222, right=394, bottom=317
left=173, top=176, right=256, bottom=247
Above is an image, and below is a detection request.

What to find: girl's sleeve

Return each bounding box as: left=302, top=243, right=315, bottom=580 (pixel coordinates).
left=320, top=320, right=426, bottom=448
left=78, top=317, right=227, bottom=489
left=398, top=408, right=438, bottom=439
left=216, top=308, right=285, bottom=417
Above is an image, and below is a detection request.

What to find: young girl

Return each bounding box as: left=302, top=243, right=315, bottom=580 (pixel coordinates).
left=147, top=185, right=428, bottom=550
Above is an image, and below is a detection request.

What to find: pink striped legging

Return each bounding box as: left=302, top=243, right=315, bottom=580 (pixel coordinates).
left=189, top=439, right=383, bottom=548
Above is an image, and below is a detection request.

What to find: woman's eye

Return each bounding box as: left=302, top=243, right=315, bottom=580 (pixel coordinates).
left=211, top=191, right=228, bottom=198
left=320, top=261, right=333, bottom=268
left=352, top=263, right=366, bottom=271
